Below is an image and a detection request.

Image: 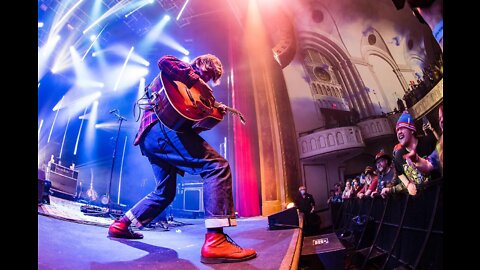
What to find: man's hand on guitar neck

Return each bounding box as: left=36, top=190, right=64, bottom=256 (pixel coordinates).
left=216, top=103, right=228, bottom=115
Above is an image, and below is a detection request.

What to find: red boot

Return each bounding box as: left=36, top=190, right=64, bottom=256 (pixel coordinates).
left=201, top=232, right=257, bottom=264
left=108, top=219, right=143, bottom=239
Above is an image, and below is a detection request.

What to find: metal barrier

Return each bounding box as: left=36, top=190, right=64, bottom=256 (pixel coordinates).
left=334, top=178, right=443, bottom=269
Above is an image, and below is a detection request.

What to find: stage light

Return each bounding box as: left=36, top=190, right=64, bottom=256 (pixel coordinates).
left=181, top=56, right=190, bottom=62
left=38, top=22, right=44, bottom=28
left=90, top=35, right=97, bottom=41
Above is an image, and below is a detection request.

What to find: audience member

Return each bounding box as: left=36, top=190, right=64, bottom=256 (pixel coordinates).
left=357, top=166, right=377, bottom=199
left=383, top=111, right=437, bottom=197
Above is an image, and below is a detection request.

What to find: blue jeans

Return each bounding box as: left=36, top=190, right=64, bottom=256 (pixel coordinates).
left=125, top=121, right=237, bottom=229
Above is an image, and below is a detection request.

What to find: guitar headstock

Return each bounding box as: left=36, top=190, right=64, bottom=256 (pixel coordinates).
left=237, top=113, right=246, bottom=125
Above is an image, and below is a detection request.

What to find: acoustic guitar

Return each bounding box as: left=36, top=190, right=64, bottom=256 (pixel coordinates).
left=150, top=72, right=246, bottom=132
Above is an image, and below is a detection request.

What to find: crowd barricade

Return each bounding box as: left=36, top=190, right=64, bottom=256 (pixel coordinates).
left=334, top=178, right=443, bottom=269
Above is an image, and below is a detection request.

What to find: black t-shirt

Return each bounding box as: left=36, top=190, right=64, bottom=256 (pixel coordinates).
left=376, top=167, right=397, bottom=192
left=393, top=136, right=439, bottom=184
left=294, top=192, right=315, bottom=214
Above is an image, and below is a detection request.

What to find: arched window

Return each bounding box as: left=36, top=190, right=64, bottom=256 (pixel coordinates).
left=319, top=136, right=326, bottom=148
left=327, top=134, right=335, bottom=146
left=336, top=132, right=344, bottom=145
left=310, top=138, right=317, bottom=150
left=302, top=141, right=308, bottom=153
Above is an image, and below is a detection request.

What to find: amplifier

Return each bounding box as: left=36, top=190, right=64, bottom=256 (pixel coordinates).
left=49, top=162, right=79, bottom=179
left=46, top=162, right=79, bottom=197
left=46, top=171, right=77, bottom=196
left=184, top=187, right=204, bottom=212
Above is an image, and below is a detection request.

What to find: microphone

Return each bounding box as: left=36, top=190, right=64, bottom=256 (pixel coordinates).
left=110, top=109, right=127, bottom=121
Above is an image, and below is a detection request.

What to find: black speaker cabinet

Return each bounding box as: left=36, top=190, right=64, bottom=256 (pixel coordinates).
left=268, top=207, right=300, bottom=230
left=38, top=179, right=51, bottom=204
left=301, top=233, right=346, bottom=270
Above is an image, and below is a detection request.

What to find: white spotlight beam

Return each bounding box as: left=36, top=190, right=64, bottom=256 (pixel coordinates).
left=158, top=34, right=189, bottom=55
left=117, top=135, right=128, bottom=204
left=177, top=0, right=191, bottom=21
left=74, top=106, right=88, bottom=155
left=85, top=100, right=99, bottom=152
left=38, top=119, right=44, bottom=142
left=138, top=14, right=170, bottom=52
left=83, top=0, right=129, bottom=35
left=52, top=0, right=85, bottom=33
left=53, top=91, right=101, bottom=112
left=82, top=25, right=107, bottom=61
left=59, top=113, right=71, bottom=161
left=125, top=0, right=152, bottom=18
left=137, top=77, right=146, bottom=101
left=48, top=96, right=64, bottom=143
left=114, top=46, right=134, bottom=91
left=129, top=51, right=150, bottom=66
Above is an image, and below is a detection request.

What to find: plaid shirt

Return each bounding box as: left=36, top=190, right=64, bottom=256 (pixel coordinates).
left=133, top=55, right=200, bottom=146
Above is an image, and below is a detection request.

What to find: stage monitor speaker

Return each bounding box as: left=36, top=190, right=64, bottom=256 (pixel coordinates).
left=300, top=233, right=346, bottom=270
left=267, top=207, right=299, bottom=230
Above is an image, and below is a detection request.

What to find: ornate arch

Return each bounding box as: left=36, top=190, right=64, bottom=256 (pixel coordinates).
left=298, top=31, right=374, bottom=118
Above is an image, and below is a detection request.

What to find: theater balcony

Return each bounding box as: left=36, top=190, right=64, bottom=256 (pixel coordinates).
left=298, top=126, right=365, bottom=161
left=409, top=79, right=443, bottom=119
left=356, top=117, right=395, bottom=142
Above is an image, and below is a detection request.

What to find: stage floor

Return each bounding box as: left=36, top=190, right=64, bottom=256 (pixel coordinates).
left=38, top=197, right=301, bottom=270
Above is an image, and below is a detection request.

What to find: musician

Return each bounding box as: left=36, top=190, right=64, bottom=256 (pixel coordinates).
left=108, top=54, right=256, bottom=264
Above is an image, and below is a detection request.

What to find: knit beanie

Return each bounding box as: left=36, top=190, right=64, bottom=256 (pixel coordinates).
left=396, top=110, right=416, bottom=132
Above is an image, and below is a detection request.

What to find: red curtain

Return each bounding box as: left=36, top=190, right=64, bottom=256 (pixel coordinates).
left=228, top=25, right=261, bottom=217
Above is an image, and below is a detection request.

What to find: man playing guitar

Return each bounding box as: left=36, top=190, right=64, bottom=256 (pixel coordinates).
left=108, top=54, right=256, bottom=264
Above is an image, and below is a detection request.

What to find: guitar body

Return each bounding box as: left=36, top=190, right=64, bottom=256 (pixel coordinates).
left=153, top=73, right=224, bottom=132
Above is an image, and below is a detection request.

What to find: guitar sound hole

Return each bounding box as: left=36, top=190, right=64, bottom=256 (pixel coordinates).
left=200, top=96, right=211, bottom=107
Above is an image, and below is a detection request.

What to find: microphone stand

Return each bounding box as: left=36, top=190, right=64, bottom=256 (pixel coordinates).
left=84, top=109, right=126, bottom=219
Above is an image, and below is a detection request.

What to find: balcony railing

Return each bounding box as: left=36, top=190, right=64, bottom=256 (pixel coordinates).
left=298, top=126, right=365, bottom=160
left=356, top=117, right=395, bottom=141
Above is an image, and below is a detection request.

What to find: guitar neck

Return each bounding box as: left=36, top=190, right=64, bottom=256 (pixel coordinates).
left=214, top=102, right=246, bottom=124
